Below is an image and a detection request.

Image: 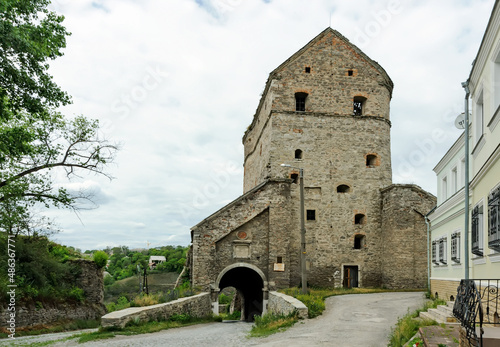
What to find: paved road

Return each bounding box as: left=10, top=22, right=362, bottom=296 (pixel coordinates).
left=1, top=292, right=425, bottom=347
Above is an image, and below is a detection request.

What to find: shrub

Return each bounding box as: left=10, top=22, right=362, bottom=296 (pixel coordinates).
left=69, top=287, right=85, bottom=302
left=93, top=251, right=108, bottom=269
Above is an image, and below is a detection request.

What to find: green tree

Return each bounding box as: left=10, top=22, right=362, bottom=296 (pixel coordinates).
left=0, top=0, right=118, bottom=236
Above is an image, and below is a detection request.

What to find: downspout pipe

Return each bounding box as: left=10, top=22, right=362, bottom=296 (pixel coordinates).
left=425, top=206, right=437, bottom=292
left=462, top=80, right=470, bottom=280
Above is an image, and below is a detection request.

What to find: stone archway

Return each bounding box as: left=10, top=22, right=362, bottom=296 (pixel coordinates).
left=212, top=263, right=268, bottom=321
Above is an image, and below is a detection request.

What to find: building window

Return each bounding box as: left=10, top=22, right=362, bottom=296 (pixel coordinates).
left=451, top=167, right=458, bottom=195
left=276, top=256, right=283, bottom=263
left=295, top=92, right=308, bottom=112
left=353, top=96, right=366, bottom=116
left=354, top=214, right=366, bottom=225
left=337, top=184, right=351, bottom=193
left=432, top=241, right=439, bottom=265
left=295, top=149, right=303, bottom=160
left=471, top=204, right=484, bottom=256
left=366, top=154, right=378, bottom=167
left=494, top=51, right=500, bottom=111
left=305, top=66, right=311, bottom=73
left=348, top=69, right=354, bottom=76
left=290, top=173, right=299, bottom=184
left=488, top=186, right=500, bottom=251
left=354, top=234, right=365, bottom=249
left=439, top=237, right=447, bottom=265
left=442, top=176, right=448, bottom=201
left=306, top=209, right=316, bottom=221
left=474, top=90, right=484, bottom=146
left=451, top=232, right=460, bottom=263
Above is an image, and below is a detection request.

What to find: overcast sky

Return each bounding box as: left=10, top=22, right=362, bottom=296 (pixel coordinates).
left=43, top=0, right=494, bottom=251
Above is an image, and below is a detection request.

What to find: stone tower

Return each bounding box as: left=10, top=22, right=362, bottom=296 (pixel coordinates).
left=242, top=28, right=395, bottom=287
left=191, top=28, right=435, bottom=319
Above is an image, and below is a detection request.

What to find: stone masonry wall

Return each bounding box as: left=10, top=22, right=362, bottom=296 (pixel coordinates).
left=1, top=260, right=105, bottom=329
left=267, top=291, right=308, bottom=319
left=380, top=185, right=436, bottom=289
left=101, top=293, right=212, bottom=329
left=243, top=28, right=393, bottom=193
left=431, top=279, right=461, bottom=301
left=191, top=180, right=295, bottom=291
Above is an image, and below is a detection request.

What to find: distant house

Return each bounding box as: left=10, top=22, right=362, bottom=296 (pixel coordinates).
left=149, top=256, right=166, bottom=269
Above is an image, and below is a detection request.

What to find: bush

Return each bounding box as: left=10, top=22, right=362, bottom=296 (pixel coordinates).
left=93, top=251, right=108, bottom=269
left=69, top=287, right=85, bottom=302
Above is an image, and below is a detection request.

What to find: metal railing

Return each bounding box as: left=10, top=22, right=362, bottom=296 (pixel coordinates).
left=453, top=279, right=500, bottom=347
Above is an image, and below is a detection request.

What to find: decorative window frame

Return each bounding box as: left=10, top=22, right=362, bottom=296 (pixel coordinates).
left=488, top=186, right=500, bottom=251
left=451, top=231, right=461, bottom=263
left=439, top=237, right=447, bottom=265
left=471, top=202, right=484, bottom=256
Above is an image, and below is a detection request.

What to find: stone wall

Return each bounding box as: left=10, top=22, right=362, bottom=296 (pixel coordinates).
left=191, top=179, right=294, bottom=292
left=431, top=279, right=461, bottom=301
left=380, top=185, right=436, bottom=289
left=267, top=291, right=308, bottom=319
left=101, top=293, right=212, bottom=329
left=0, top=259, right=105, bottom=329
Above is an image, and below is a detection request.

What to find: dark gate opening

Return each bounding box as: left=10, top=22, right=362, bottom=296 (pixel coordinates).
left=343, top=265, right=359, bottom=288
left=219, top=267, right=264, bottom=321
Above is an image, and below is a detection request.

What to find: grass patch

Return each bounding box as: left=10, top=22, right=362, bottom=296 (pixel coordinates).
left=0, top=319, right=100, bottom=339
left=249, top=312, right=299, bottom=337
left=281, top=287, right=413, bottom=318
left=388, top=297, right=447, bottom=347
left=69, top=315, right=219, bottom=343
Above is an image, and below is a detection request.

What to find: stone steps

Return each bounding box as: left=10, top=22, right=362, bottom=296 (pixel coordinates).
left=419, top=301, right=459, bottom=324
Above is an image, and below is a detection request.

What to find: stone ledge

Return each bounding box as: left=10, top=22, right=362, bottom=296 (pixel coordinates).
left=268, top=291, right=308, bottom=319
left=101, top=293, right=211, bottom=329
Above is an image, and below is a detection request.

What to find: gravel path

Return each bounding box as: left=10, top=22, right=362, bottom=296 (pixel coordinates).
left=1, top=292, right=425, bottom=347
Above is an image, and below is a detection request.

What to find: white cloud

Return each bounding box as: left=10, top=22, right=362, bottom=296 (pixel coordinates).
left=43, top=0, right=495, bottom=250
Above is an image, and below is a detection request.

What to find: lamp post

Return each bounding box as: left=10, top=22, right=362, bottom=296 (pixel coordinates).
left=462, top=80, right=470, bottom=280
left=281, top=163, right=307, bottom=294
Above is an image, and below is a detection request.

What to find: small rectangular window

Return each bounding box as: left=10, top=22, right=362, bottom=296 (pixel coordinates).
left=348, top=69, right=353, bottom=76
left=432, top=241, right=439, bottom=265
left=451, top=232, right=460, bottom=263
left=488, top=187, right=500, bottom=251
left=472, top=204, right=484, bottom=256
left=439, top=237, right=447, bottom=264
left=306, top=209, right=316, bottom=220
left=305, top=67, right=311, bottom=73
left=277, top=256, right=283, bottom=263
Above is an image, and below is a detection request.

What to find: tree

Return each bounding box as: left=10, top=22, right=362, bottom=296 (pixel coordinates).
left=0, top=0, right=118, bottom=235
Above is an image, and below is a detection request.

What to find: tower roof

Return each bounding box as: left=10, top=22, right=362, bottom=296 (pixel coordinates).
left=269, top=27, right=393, bottom=88
left=244, top=27, right=393, bottom=140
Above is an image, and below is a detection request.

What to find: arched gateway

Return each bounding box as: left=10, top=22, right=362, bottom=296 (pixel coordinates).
left=212, top=263, right=268, bottom=321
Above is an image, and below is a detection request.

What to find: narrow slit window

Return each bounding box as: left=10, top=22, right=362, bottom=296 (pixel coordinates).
left=353, top=96, right=366, bottom=116
left=337, top=184, right=351, bottom=193
left=366, top=154, right=378, bottom=167
left=354, top=214, right=366, bottom=225
left=295, top=92, right=308, bottom=112
left=307, top=209, right=316, bottom=221
left=354, top=234, right=365, bottom=249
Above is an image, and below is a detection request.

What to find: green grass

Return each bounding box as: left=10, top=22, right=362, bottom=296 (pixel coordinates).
left=249, top=312, right=299, bottom=337
left=388, top=297, right=447, bottom=347
left=0, top=319, right=100, bottom=339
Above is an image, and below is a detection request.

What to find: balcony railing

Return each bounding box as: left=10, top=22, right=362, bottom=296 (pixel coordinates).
left=453, top=279, right=500, bottom=347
